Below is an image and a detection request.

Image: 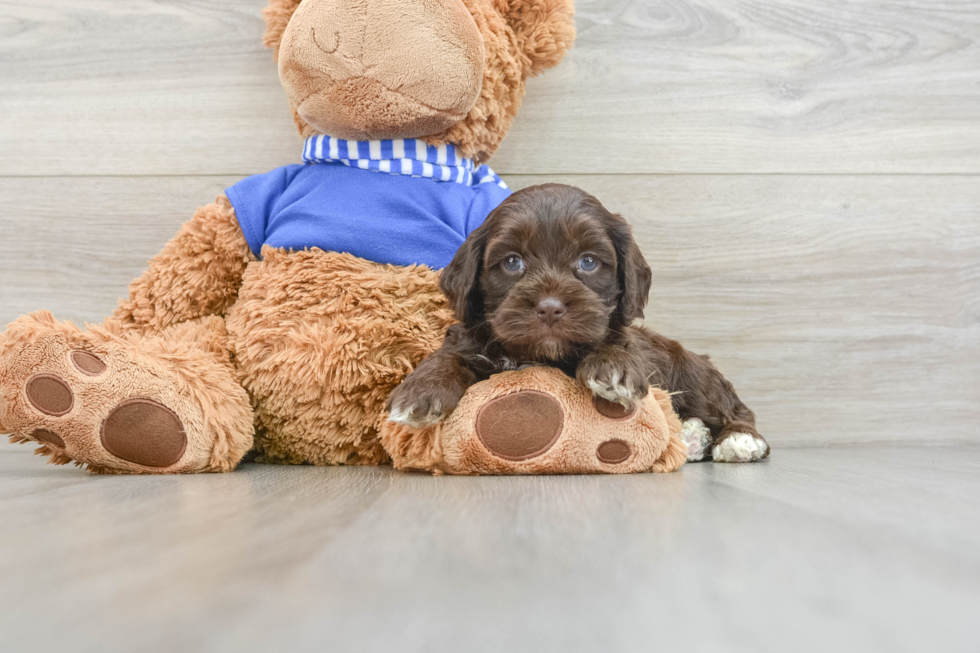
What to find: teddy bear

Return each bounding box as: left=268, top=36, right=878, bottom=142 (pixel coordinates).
left=0, top=0, right=688, bottom=475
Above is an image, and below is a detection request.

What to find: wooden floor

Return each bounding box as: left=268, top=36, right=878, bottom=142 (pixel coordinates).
left=1, top=1, right=979, bottom=650
left=1, top=442, right=978, bottom=653
left=2, top=0, right=978, bottom=447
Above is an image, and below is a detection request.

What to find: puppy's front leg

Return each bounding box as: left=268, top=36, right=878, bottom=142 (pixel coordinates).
left=576, top=336, right=650, bottom=409
left=386, top=340, right=477, bottom=428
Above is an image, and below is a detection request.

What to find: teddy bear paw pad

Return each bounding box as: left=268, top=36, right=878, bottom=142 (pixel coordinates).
left=475, top=390, right=564, bottom=461
left=101, top=399, right=187, bottom=468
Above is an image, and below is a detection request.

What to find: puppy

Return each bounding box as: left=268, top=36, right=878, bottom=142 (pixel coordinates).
left=387, top=183, right=769, bottom=462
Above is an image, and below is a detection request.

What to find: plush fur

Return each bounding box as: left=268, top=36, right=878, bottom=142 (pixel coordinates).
left=0, top=311, right=252, bottom=474
left=227, top=249, right=453, bottom=466
left=381, top=365, right=687, bottom=475
left=5, top=1, right=685, bottom=475
left=276, top=0, right=488, bottom=141
left=264, top=0, right=575, bottom=163
left=111, top=198, right=254, bottom=335
left=0, top=0, right=574, bottom=473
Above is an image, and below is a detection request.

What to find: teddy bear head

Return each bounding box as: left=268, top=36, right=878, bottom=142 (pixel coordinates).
left=262, top=0, right=575, bottom=164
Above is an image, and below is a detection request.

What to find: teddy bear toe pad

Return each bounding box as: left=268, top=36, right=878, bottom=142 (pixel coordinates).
left=596, top=439, right=632, bottom=464
left=592, top=397, right=636, bottom=420
left=71, top=350, right=107, bottom=376
left=32, top=428, right=66, bottom=447
left=26, top=374, right=74, bottom=416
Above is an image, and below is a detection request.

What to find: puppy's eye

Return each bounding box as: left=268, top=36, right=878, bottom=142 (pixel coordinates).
left=502, top=255, right=524, bottom=273
left=578, top=255, right=599, bottom=272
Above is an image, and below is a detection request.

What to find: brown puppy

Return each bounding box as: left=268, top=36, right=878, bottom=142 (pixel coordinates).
left=387, top=183, right=769, bottom=462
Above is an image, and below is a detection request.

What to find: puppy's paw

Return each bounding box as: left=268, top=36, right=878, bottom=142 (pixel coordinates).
left=577, top=348, right=649, bottom=408
left=387, top=381, right=462, bottom=428
left=680, top=418, right=712, bottom=462
left=712, top=432, right=770, bottom=463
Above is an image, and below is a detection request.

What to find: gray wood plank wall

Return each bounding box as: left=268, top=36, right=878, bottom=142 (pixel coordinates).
left=1, top=0, right=978, bottom=446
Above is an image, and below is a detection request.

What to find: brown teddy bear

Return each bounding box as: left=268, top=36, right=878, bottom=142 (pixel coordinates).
left=0, top=0, right=687, bottom=475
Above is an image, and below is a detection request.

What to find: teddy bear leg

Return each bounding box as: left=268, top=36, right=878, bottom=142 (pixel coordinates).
left=226, top=249, right=454, bottom=467
left=391, top=368, right=688, bottom=475
left=0, top=312, right=253, bottom=474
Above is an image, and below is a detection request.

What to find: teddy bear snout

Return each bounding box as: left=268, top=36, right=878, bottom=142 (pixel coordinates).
left=277, top=0, right=486, bottom=141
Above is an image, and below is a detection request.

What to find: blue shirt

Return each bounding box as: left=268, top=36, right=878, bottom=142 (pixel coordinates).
left=226, top=137, right=512, bottom=269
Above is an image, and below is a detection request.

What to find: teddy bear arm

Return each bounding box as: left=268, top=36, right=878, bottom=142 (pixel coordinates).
left=111, top=196, right=254, bottom=336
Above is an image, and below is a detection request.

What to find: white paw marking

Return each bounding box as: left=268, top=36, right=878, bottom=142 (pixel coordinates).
left=712, top=432, right=769, bottom=463
left=680, top=418, right=712, bottom=462
left=586, top=374, right=637, bottom=407
left=387, top=403, right=443, bottom=428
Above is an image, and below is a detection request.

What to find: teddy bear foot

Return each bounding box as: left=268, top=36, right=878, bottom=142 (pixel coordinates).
left=382, top=367, right=689, bottom=475
left=0, top=312, right=252, bottom=474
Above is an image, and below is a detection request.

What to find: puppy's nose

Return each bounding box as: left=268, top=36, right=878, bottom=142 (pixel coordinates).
left=535, top=297, right=567, bottom=325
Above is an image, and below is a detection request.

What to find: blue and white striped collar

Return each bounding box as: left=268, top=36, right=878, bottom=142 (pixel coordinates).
left=303, top=135, right=508, bottom=189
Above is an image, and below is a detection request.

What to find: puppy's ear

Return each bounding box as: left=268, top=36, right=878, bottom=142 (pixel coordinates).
left=441, top=222, right=491, bottom=324
left=609, top=218, right=652, bottom=325
left=500, top=0, right=577, bottom=76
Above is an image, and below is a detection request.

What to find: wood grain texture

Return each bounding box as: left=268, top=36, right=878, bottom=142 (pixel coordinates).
left=0, top=176, right=233, bottom=322
left=2, top=174, right=977, bottom=446
left=1, top=444, right=978, bottom=653
left=2, top=0, right=980, bottom=176
left=3, top=2, right=979, bottom=648
left=519, top=175, right=980, bottom=447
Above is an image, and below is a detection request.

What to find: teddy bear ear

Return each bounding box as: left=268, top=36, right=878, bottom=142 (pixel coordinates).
left=262, top=0, right=303, bottom=59
left=500, top=0, right=576, bottom=76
